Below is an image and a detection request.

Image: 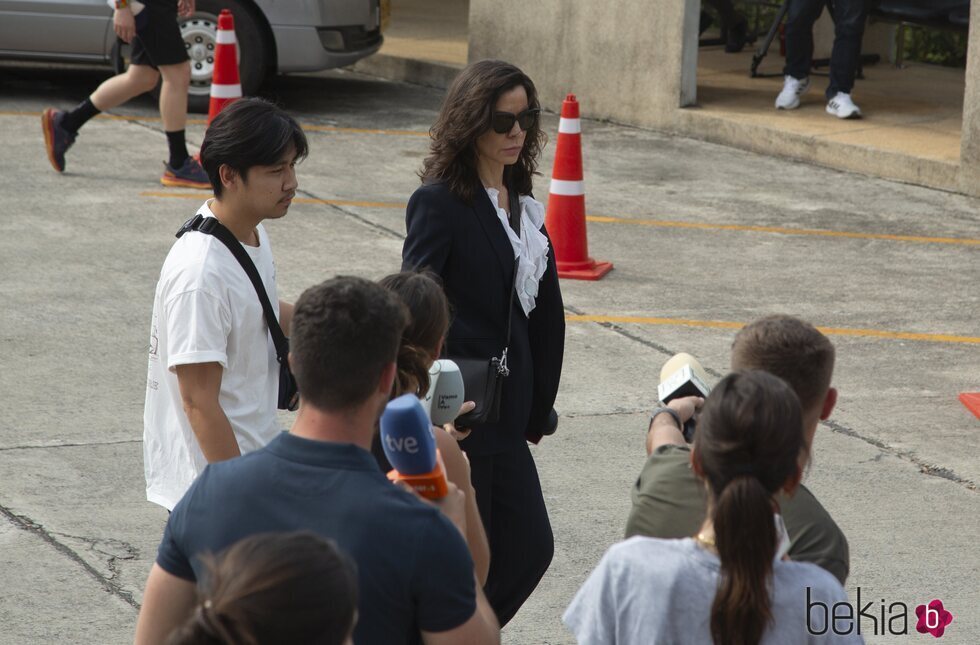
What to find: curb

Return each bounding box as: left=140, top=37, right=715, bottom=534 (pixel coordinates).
left=349, top=53, right=462, bottom=90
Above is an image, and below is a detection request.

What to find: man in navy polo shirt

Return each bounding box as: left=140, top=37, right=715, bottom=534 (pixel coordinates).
left=134, top=276, right=500, bottom=645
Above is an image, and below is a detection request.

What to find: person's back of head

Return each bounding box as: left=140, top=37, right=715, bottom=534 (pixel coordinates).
left=694, top=370, right=806, bottom=645
left=290, top=276, right=408, bottom=413
left=378, top=270, right=450, bottom=398
left=730, top=315, right=835, bottom=416
left=199, top=97, right=309, bottom=198
left=167, top=531, right=358, bottom=645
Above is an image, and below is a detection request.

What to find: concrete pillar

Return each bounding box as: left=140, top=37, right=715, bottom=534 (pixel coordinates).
left=958, top=14, right=980, bottom=196
left=467, top=0, right=699, bottom=129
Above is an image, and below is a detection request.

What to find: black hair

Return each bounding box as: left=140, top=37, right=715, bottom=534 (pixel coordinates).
left=290, top=276, right=409, bottom=412
left=199, top=97, right=309, bottom=197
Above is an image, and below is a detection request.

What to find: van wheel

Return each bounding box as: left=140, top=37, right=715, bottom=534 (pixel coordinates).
left=179, top=0, right=272, bottom=113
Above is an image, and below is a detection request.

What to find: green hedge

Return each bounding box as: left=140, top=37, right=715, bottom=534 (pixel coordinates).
left=903, top=26, right=968, bottom=68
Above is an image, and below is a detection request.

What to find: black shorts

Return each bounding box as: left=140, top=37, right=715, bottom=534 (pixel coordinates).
left=131, top=1, right=188, bottom=69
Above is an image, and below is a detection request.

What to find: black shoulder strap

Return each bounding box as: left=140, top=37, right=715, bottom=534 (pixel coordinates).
left=176, top=214, right=288, bottom=364
left=502, top=187, right=521, bottom=355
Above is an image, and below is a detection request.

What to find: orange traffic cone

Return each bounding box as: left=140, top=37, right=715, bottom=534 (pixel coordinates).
left=207, top=10, right=242, bottom=124
left=960, top=392, right=980, bottom=419
left=544, top=94, right=613, bottom=281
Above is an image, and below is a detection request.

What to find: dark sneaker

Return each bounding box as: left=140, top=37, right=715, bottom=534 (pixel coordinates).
left=41, top=108, right=76, bottom=173
left=161, top=157, right=210, bottom=190
left=724, top=16, right=750, bottom=53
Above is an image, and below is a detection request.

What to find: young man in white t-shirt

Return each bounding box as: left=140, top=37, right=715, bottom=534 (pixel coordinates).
left=143, top=98, right=308, bottom=510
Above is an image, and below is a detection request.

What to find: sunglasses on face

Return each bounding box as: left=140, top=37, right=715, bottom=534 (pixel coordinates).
left=490, top=108, right=540, bottom=134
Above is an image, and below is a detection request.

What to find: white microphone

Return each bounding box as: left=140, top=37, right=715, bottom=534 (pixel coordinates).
left=420, top=359, right=465, bottom=426
left=657, top=353, right=711, bottom=441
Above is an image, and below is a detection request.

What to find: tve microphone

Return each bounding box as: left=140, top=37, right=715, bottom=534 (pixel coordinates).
left=380, top=393, right=449, bottom=499
left=420, top=359, right=465, bottom=426
left=657, top=353, right=711, bottom=442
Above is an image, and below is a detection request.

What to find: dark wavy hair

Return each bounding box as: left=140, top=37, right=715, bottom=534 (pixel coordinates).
left=379, top=270, right=450, bottom=399
left=167, top=531, right=358, bottom=645
left=695, top=371, right=807, bottom=645
left=420, top=59, right=546, bottom=203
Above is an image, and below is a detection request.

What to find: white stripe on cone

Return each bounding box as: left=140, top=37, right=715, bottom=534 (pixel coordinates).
left=549, top=179, right=585, bottom=196
left=216, top=31, right=237, bottom=45
left=210, top=83, right=242, bottom=99
left=558, top=118, right=581, bottom=134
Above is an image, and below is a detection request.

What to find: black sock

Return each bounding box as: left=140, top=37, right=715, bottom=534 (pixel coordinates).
left=166, top=130, right=190, bottom=169
left=61, top=97, right=100, bottom=134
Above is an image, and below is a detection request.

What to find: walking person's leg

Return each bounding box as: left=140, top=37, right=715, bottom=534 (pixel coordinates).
left=783, top=0, right=826, bottom=80
left=776, top=0, right=826, bottom=109
left=824, top=0, right=867, bottom=118
left=157, top=60, right=204, bottom=182
left=480, top=442, right=553, bottom=627
left=41, top=62, right=161, bottom=173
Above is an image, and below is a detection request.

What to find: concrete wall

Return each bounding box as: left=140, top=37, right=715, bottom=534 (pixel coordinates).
left=469, top=0, right=978, bottom=197
left=467, top=0, right=699, bottom=129
left=958, top=11, right=980, bottom=194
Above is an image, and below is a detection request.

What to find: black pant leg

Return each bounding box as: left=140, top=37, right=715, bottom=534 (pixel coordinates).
left=468, top=452, right=495, bottom=544
left=826, top=0, right=867, bottom=97
left=783, top=0, right=826, bottom=79
left=481, top=442, right=554, bottom=627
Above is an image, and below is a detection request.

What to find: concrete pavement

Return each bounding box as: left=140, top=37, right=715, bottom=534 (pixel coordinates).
left=0, top=62, right=978, bottom=644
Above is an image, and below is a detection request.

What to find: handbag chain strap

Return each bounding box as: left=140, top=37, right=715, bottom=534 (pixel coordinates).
left=176, top=213, right=289, bottom=365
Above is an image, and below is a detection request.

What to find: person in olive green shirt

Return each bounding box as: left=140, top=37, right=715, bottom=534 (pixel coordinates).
left=624, top=315, right=850, bottom=585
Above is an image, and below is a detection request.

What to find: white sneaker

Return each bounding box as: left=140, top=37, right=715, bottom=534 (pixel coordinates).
left=775, top=75, right=811, bottom=110
left=826, top=92, right=862, bottom=119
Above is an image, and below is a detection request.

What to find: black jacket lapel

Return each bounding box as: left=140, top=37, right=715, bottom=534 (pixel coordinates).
left=472, top=188, right=516, bottom=283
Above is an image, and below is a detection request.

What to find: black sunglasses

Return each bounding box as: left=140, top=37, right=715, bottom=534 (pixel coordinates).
left=490, top=108, right=540, bottom=134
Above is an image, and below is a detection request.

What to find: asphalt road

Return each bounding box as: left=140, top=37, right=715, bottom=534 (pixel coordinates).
left=1, top=62, right=978, bottom=644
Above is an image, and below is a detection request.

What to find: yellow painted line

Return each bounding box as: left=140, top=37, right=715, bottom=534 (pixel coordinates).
left=138, top=192, right=980, bottom=248
left=140, top=191, right=404, bottom=209
left=302, top=124, right=428, bottom=137
left=1, top=110, right=427, bottom=136
left=585, top=215, right=980, bottom=248
left=566, top=315, right=980, bottom=346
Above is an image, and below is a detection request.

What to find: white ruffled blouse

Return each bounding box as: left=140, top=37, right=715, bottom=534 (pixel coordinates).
left=485, top=188, right=551, bottom=317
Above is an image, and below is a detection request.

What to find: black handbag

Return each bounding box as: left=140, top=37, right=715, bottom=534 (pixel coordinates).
left=452, top=187, right=521, bottom=427
left=177, top=214, right=299, bottom=411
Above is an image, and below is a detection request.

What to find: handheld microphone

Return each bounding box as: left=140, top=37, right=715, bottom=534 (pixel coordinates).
left=420, top=359, right=465, bottom=426
left=380, top=393, right=449, bottom=499
left=657, top=353, right=711, bottom=442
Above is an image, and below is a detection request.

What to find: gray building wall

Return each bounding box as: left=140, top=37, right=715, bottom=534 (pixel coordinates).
left=468, top=0, right=698, bottom=129
left=469, top=0, right=980, bottom=197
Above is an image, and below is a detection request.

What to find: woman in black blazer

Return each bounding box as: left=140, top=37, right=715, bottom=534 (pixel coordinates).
left=402, top=59, right=565, bottom=627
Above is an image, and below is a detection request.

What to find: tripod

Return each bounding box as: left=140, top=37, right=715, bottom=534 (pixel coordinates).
left=750, top=1, right=790, bottom=77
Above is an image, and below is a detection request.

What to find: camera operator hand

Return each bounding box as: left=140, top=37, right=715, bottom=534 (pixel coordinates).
left=646, top=395, right=704, bottom=455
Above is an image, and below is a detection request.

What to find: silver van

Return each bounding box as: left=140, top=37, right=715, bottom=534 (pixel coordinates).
left=0, top=0, right=388, bottom=111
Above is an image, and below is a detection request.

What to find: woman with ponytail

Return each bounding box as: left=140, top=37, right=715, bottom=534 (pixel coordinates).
left=370, top=269, right=491, bottom=585
left=167, top=531, right=357, bottom=645
left=564, top=371, right=861, bottom=644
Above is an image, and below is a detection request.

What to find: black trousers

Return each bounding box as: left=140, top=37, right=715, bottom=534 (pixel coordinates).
left=784, top=0, right=868, bottom=98
left=468, top=442, right=554, bottom=627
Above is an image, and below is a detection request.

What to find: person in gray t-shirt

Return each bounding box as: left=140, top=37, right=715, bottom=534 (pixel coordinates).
left=565, top=537, right=860, bottom=644
left=567, top=371, right=863, bottom=645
